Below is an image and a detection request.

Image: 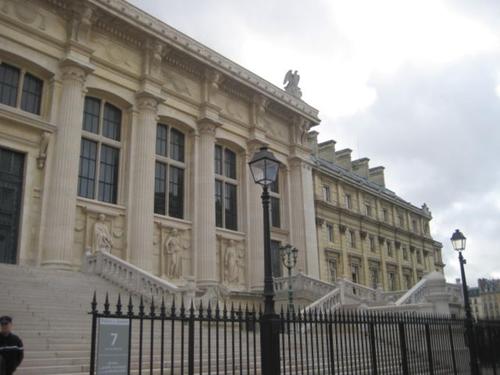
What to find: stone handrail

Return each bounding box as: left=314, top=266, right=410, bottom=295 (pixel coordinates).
left=274, top=272, right=335, bottom=299
left=302, top=287, right=341, bottom=313
left=339, top=278, right=378, bottom=302
left=83, top=250, right=195, bottom=302
left=381, top=290, right=407, bottom=303
left=395, top=277, right=428, bottom=305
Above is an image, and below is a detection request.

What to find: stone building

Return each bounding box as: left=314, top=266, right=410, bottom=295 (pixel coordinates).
left=0, top=0, right=442, bottom=299
left=470, top=279, right=500, bottom=319
left=309, top=137, right=444, bottom=291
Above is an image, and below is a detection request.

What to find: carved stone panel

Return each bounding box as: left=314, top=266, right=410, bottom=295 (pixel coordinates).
left=154, top=224, right=192, bottom=283
left=90, top=32, right=141, bottom=74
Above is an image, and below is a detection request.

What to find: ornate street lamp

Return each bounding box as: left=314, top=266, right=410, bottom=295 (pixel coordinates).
left=249, top=146, right=281, bottom=375
left=451, top=229, right=480, bottom=375
left=280, top=244, right=298, bottom=312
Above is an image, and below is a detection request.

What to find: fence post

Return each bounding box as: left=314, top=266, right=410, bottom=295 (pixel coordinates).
left=398, top=322, right=409, bottom=374
left=448, top=324, right=458, bottom=375
left=425, top=323, right=434, bottom=375
left=89, top=292, right=98, bottom=375
left=328, top=320, right=335, bottom=374
left=369, top=316, right=378, bottom=375
left=487, top=325, right=498, bottom=375
left=188, top=301, right=195, bottom=375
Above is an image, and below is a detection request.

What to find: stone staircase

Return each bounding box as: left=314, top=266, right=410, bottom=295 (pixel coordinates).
left=0, top=263, right=125, bottom=374
left=1, top=263, right=467, bottom=375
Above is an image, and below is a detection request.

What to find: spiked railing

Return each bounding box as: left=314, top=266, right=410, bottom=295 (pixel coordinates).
left=88, top=292, right=500, bottom=375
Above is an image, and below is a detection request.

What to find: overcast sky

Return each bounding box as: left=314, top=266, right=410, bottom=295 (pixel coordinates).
left=130, top=0, right=500, bottom=285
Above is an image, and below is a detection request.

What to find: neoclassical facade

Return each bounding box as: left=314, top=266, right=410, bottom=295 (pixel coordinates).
left=0, top=0, right=321, bottom=294
left=0, top=0, right=443, bottom=296
left=310, top=137, right=444, bottom=291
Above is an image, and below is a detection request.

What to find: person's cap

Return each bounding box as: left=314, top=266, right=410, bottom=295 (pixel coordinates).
left=0, top=316, right=12, bottom=324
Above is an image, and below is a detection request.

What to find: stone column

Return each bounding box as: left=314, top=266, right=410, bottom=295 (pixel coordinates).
left=41, top=60, right=91, bottom=269
left=288, top=158, right=320, bottom=278
left=194, top=120, right=219, bottom=287
left=128, top=93, right=159, bottom=272
left=246, top=142, right=265, bottom=291
left=379, top=239, right=388, bottom=290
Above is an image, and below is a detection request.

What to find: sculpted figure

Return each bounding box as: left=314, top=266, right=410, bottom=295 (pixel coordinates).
left=163, top=229, right=184, bottom=279
left=224, top=240, right=240, bottom=285
left=283, top=70, right=302, bottom=98
left=93, top=214, right=112, bottom=253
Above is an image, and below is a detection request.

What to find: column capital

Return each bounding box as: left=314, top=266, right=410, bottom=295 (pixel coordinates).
left=135, top=91, right=163, bottom=112
left=59, top=58, right=94, bottom=85
left=197, top=119, right=221, bottom=136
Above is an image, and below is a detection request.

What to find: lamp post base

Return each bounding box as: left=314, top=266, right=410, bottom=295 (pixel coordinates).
left=260, top=312, right=281, bottom=375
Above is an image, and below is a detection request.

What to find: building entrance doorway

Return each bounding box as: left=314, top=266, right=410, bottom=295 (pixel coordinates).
left=0, top=147, right=24, bottom=264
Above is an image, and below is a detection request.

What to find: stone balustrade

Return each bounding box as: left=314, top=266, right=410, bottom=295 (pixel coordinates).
left=302, top=287, right=341, bottom=313
left=83, top=250, right=196, bottom=303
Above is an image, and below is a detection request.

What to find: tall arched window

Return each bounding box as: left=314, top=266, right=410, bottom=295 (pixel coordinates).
left=215, top=145, right=237, bottom=231
left=154, top=123, right=185, bottom=219
left=0, top=62, right=43, bottom=115
left=269, top=173, right=281, bottom=228
left=78, top=96, right=121, bottom=204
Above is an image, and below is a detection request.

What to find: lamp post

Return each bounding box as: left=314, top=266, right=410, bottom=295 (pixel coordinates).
left=451, top=229, right=480, bottom=375
left=280, top=244, right=298, bottom=312
left=249, top=146, right=281, bottom=375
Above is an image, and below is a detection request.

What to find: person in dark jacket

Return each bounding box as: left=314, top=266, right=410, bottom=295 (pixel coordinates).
left=0, top=316, right=23, bottom=375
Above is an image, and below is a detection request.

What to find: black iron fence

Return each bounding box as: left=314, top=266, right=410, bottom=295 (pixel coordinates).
left=89, top=293, right=500, bottom=375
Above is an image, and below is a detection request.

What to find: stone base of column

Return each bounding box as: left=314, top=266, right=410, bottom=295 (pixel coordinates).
left=40, top=260, right=73, bottom=270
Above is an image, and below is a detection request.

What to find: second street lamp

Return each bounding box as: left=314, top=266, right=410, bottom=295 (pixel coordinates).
left=450, top=229, right=480, bottom=375
left=249, top=146, right=281, bottom=375
left=280, top=244, right=298, bottom=312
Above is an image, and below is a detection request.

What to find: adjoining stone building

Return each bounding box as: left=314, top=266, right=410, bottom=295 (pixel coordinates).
left=309, top=136, right=444, bottom=291
left=0, top=0, right=442, bottom=300
left=470, top=279, right=500, bottom=320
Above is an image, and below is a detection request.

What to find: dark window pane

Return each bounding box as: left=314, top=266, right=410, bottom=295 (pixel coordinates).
left=20, top=73, right=43, bottom=114
left=0, top=63, right=20, bottom=107
left=214, top=145, right=222, bottom=175
left=98, top=145, right=119, bottom=203
left=271, top=196, right=280, bottom=228
left=154, top=161, right=167, bottom=215
left=78, top=139, right=97, bottom=199
left=156, top=124, right=168, bottom=157
left=83, top=97, right=100, bottom=133
left=215, top=179, right=223, bottom=228
left=103, top=103, right=121, bottom=141
left=269, top=174, right=279, bottom=193
left=169, top=166, right=184, bottom=218
left=224, top=148, right=236, bottom=179
left=225, top=182, right=237, bottom=230
left=270, top=240, right=282, bottom=277
left=170, top=128, right=185, bottom=162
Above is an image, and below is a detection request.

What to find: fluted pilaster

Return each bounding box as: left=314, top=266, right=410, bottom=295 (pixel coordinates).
left=194, top=120, right=219, bottom=287
left=246, top=142, right=265, bottom=291
left=128, top=93, right=159, bottom=272
left=42, top=62, right=89, bottom=269
left=288, top=158, right=320, bottom=278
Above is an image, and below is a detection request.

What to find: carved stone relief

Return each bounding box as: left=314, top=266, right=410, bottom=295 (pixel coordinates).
left=217, top=237, right=246, bottom=289
left=1, top=0, right=46, bottom=30
left=91, top=33, right=141, bottom=73
left=157, top=225, right=191, bottom=281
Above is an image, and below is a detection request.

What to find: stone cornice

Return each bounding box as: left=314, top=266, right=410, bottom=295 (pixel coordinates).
left=86, top=0, right=320, bottom=124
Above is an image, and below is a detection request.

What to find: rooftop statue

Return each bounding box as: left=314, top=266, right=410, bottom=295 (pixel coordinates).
left=283, top=69, right=302, bottom=98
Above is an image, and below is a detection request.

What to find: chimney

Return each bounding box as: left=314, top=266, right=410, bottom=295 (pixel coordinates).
left=307, top=131, right=319, bottom=156
left=318, top=140, right=336, bottom=163
left=335, top=149, right=352, bottom=171
left=352, top=158, right=370, bottom=178
left=368, top=166, right=385, bottom=187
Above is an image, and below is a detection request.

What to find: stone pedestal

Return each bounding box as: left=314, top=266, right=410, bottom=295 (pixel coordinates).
left=128, top=93, right=159, bottom=272
left=41, top=60, right=91, bottom=269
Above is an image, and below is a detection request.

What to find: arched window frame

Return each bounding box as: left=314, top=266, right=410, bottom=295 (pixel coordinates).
left=154, top=123, right=186, bottom=219
left=77, top=96, right=123, bottom=205
left=214, top=144, right=238, bottom=231
left=0, top=60, right=45, bottom=116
